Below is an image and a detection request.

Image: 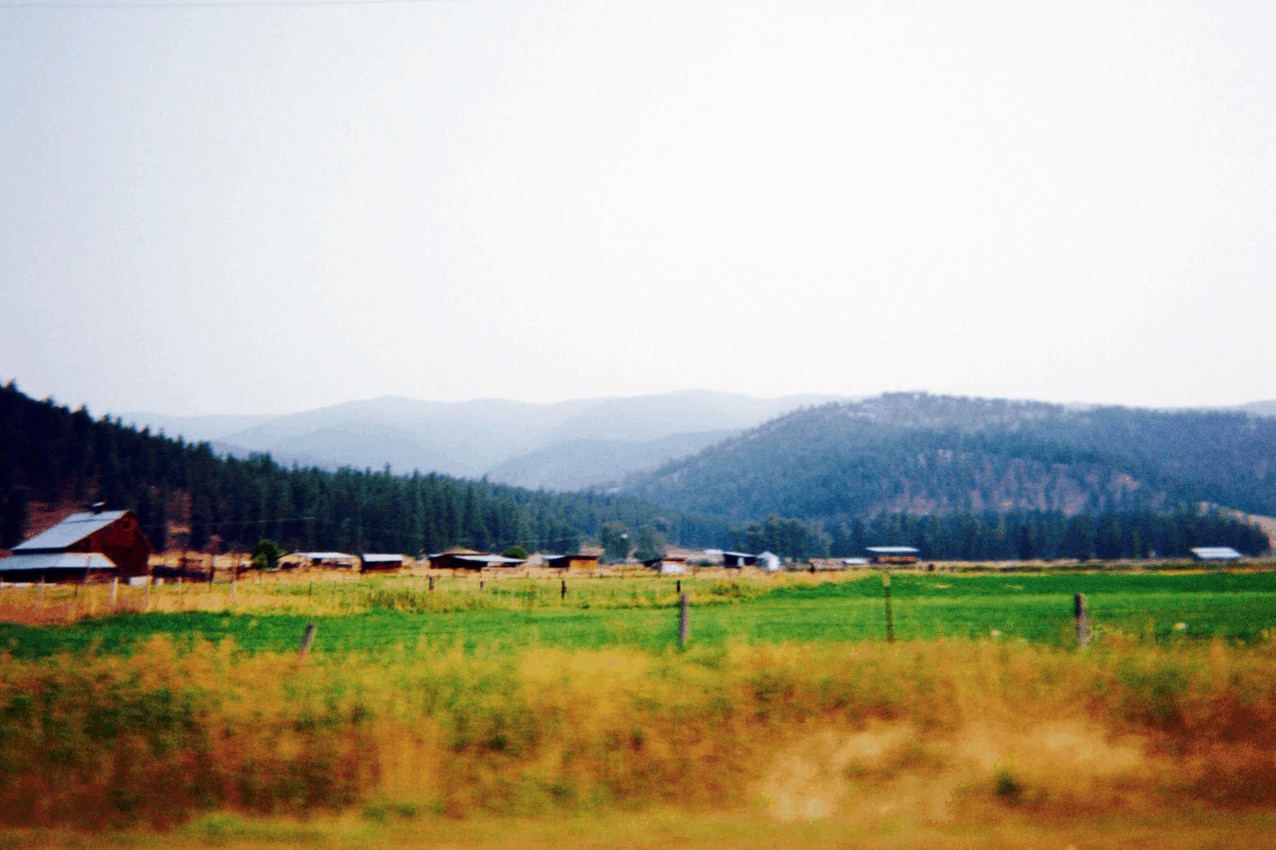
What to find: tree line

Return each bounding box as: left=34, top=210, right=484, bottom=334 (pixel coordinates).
left=729, top=509, right=1269, bottom=561
left=0, top=382, right=727, bottom=554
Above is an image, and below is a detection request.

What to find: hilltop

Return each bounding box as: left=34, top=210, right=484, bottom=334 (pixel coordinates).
left=622, top=392, right=1276, bottom=524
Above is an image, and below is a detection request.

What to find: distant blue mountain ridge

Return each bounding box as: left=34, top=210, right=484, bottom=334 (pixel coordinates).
left=120, top=390, right=845, bottom=490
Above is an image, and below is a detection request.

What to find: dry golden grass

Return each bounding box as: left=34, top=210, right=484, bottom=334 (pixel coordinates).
left=1, top=636, right=1275, bottom=836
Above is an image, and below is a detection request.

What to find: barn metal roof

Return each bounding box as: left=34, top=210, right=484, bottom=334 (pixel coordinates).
left=1190, top=547, right=1243, bottom=560
left=0, top=552, right=117, bottom=572
left=13, top=511, right=130, bottom=552
left=361, top=554, right=404, bottom=563
left=429, top=553, right=525, bottom=565
left=865, top=546, right=920, bottom=554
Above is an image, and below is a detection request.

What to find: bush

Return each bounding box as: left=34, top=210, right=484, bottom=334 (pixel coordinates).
left=251, top=539, right=283, bottom=571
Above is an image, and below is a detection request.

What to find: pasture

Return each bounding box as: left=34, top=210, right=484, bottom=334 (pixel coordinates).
left=1, top=568, right=1274, bottom=656
left=1, top=568, right=1275, bottom=848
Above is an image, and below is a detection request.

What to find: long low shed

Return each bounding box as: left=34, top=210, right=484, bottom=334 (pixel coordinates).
left=428, top=552, right=526, bottom=570
left=1190, top=547, right=1244, bottom=562
left=866, top=546, right=921, bottom=565
left=360, top=554, right=405, bottom=572
left=0, top=552, right=117, bottom=583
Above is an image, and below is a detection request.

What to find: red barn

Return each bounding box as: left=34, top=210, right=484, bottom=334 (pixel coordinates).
left=0, top=508, right=151, bottom=582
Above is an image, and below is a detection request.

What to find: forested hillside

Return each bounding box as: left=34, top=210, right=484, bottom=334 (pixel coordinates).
left=0, top=383, right=726, bottom=554
left=625, top=393, right=1276, bottom=546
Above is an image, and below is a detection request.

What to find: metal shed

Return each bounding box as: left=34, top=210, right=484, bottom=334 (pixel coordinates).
left=866, top=546, right=921, bottom=565
left=1190, top=547, right=1244, bottom=562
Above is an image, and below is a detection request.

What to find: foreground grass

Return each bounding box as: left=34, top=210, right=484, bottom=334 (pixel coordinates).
left=2, top=636, right=1275, bottom=830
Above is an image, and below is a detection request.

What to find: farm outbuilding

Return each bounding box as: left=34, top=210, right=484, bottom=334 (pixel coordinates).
left=866, top=546, right=920, bottom=565
left=721, top=551, right=758, bottom=568
left=0, top=507, right=150, bottom=583
left=643, top=555, right=688, bottom=574
left=544, top=554, right=601, bottom=571
left=1190, top=547, right=1244, bottom=562
left=757, top=551, right=781, bottom=572
left=286, top=552, right=358, bottom=569
left=359, top=554, right=405, bottom=572
left=428, top=551, right=526, bottom=570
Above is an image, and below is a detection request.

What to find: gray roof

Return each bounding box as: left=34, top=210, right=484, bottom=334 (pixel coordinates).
left=430, top=553, right=525, bottom=565
left=1190, top=547, right=1243, bottom=560
left=866, top=546, right=920, bottom=554
left=290, top=552, right=356, bottom=561
left=0, top=552, right=117, bottom=573
left=361, top=554, right=404, bottom=563
left=13, top=511, right=130, bottom=552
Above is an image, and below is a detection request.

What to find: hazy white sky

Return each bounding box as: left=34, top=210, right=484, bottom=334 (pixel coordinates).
left=3, top=0, right=1274, bottom=415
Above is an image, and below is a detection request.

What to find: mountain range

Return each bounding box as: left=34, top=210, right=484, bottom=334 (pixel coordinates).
left=9, top=383, right=1275, bottom=557
left=120, top=391, right=842, bottom=490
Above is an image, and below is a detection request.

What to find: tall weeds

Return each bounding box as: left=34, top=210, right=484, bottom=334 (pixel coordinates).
left=2, top=637, right=1275, bottom=826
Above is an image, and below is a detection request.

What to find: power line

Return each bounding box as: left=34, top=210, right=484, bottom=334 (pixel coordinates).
left=196, top=515, right=317, bottom=529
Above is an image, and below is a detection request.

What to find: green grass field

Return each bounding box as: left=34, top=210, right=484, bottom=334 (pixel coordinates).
left=2, top=570, right=1273, bottom=658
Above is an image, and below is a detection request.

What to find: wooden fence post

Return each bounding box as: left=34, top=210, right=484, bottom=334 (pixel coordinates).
left=110, top=577, right=118, bottom=606
left=144, top=579, right=150, bottom=611
left=560, top=579, right=567, bottom=601
left=298, top=622, right=317, bottom=660
left=1074, top=593, right=1089, bottom=647
left=676, top=579, right=681, bottom=595
left=37, top=579, right=44, bottom=612
left=428, top=575, right=435, bottom=592
left=678, top=592, right=689, bottom=648
left=882, top=571, right=895, bottom=643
